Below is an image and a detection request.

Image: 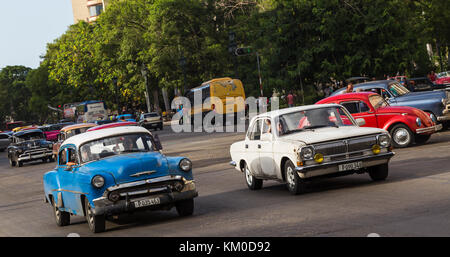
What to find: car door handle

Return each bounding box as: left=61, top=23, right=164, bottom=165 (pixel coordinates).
left=258, top=144, right=261, bottom=149
left=245, top=144, right=248, bottom=149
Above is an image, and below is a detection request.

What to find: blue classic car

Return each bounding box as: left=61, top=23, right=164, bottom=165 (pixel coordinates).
left=331, top=80, right=450, bottom=128
left=116, top=114, right=136, bottom=122
left=43, top=126, right=197, bottom=233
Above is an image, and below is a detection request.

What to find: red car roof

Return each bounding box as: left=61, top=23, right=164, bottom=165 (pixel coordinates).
left=87, top=121, right=138, bottom=132
left=316, top=92, right=377, bottom=104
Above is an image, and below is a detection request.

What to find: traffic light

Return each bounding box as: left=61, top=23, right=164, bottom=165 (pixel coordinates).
left=234, top=47, right=253, bottom=56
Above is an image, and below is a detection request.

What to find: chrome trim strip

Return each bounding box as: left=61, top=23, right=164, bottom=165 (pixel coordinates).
left=130, top=170, right=157, bottom=177
left=52, top=189, right=88, bottom=195
left=107, top=175, right=184, bottom=191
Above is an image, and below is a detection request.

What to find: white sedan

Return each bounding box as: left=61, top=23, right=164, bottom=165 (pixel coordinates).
left=229, top=104, right=395, bottom=194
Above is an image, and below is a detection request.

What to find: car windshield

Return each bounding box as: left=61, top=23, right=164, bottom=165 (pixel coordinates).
left=79, top=133, right=155, bottom=163
left=388, top=83, right=410, bottom=97
left=276, top=106, right=355, bottom=136
left=368, top=95, right=389, bottom=110
left=17, top=132, right=44, bottom=142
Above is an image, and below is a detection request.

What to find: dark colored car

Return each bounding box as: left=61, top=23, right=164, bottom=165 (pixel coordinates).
left=331, top=80, right=450, bottom=127
left=406, top=77, right=448, bottom=92
left=7, top=129, right=54, bottom=167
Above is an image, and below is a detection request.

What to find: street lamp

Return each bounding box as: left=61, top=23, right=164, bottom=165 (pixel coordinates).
left=140, top=64, right=152, bottom=113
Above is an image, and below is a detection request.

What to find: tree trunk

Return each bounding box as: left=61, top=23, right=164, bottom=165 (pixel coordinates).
left=152, top=88, right=161, bottom=114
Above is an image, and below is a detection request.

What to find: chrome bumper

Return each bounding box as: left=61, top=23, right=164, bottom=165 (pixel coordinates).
left=92, top=175, right=197, bottom=215
left=295, top=151, right=395, bottom=179
left=438, top=108, right=450, bottom=121
left=416, top=124, right=443, bottom=134
left=18, top=150, right=52, bottom=162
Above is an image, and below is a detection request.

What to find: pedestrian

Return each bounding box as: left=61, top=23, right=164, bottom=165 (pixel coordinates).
left=346, top=82, right=354, bottom=93
left=429, top=71, right=436, bottom=82
left=286, top=91, right=295, bottom=108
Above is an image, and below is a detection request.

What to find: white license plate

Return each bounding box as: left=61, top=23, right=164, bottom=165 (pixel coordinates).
left=133, top=197, right=161, bottom=208
left=338, top=161, right=363, bottom=171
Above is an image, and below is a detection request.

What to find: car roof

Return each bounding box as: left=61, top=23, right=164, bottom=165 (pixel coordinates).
left=251, top=104, right=341, bottom=121
left=87, top=121, right=138, bottom=131
left=13, top=129, right=43, bottom=137
left=62, top=126, right=151, bottom=149
left=60, top=123, right=97, bottom=132
left=317, top=92, right=377, bottom=103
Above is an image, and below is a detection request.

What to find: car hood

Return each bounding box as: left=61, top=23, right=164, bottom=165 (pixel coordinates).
left=83, top=152, right=169, bottom=184
left=278, top=126, right=385, bottom=145
left=395, top=90, right=446, bottom=102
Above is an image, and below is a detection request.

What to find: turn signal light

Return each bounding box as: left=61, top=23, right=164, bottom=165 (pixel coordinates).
left=372, top=144, right=381, bottom=154
left=314, top=153, right=324, bottom=163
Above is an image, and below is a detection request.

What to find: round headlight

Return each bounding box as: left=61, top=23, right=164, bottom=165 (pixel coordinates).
left=314, top=153, right=324, bottom=163
left=416, top=118, right=422, bottom=127
left=301, top=147, right=314, bottom=160
left=179, top=158, right=192, bottom=172
left=429, top=113, right=437, bottom=123
left=91, top=175, right=105, bottom=188
left=378, top=134, right=390, bottom=147
left=372, top=144, right=381, bottom=154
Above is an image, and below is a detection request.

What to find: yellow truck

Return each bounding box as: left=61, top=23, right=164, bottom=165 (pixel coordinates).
left=184, top=77, right=246, bottom=125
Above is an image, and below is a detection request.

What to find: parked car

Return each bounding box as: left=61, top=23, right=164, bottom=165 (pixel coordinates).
left=7, top=129, right=54, bottom=167
left=406, top=77, right=448, bottom=92
left=139, top=112, right=163, bottom=130
left=435, top=71, right=450, bottom=85
left=0, top=133, right=11, bottom=151
left=116, top=114, right=136, bottom=122
left=87, top=121, right=138, bottom=132
left=43, top=126, right=198, bottom=233
left=331, top=80, right=450, bottom=128
left=52, top=123, right=97, bottom=159
left=229, top=104, right=395, bottom=195
left=316, top=92, right=442, bottom=147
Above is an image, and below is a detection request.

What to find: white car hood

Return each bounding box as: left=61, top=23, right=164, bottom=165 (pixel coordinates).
left=278, top=126, right=386, bottom=145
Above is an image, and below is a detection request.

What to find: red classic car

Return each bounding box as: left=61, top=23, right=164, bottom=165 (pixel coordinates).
left=435, top=71, right=450, bottom=85
left=316, top=92, right=442, bottom=148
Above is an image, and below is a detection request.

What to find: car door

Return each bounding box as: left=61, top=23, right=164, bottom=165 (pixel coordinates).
left=56, top=146, right=79, bottom=213
left=259, top=118, right=277, bottom=178
left=245, top=119, right=263, bottom=176
left=340, top=100, right=378, bottom=127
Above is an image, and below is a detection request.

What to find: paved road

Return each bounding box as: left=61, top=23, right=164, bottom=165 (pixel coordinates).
left=1, top=125, right=450, bottom=237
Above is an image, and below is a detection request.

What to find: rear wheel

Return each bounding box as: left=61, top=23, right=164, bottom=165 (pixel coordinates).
left=415, top=134, right=431, bottom=144
left=52, top=198, right=70, bottom=226
left=9, top=156, right=16, bottom=167
left=390, top=124, right=414, bottom=148
left=176, top=198, right=194, bottom=217
left=368, top=163, right=389, bottom=181
left=284, top=160, right=306, bottom=195
left=85, top=198, right=105, bottom=233
left=244, top=163, right=263, bottom=190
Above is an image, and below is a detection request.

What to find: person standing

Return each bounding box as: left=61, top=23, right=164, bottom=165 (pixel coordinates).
left=345, top=82, right=354, bottom=93
left=429, top=71, right=437, bottom=82
left=286, top=92, right=295, bottom=108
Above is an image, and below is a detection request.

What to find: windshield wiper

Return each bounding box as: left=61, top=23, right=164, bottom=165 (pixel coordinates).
left=283, top=128, right=305, bottom=135
left=304, top=124, right=338, bottom=130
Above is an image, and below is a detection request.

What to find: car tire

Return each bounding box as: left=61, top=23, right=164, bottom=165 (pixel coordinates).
left=17, top=156, right=23, bottom=167
left=284, top=160, right=306, bottom=195
left=368, top=163, right=389, bottom=181
left=243, top=163, right=263, bottom=190
left=85, top=198, right=105, bottom=233
left=42, top=158, right=48, bottom=163
left=415, top=134, right=431, bottom=144
left=175, top=198, right=194, bottom=217
left=9, top=156, right=16, bottom=167
left=52, top=199, right=70, bottom=226
left=159, top=124, right=163, bottom=130
left=390, top=124, right=414, bottom=148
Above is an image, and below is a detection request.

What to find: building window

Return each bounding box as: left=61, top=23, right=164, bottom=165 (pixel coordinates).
left=89, top=4, right=103, bottom=17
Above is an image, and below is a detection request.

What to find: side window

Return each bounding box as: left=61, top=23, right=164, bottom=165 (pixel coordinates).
left=68, top=148, right=78, bottom=164
left=341, top=102, right=359, bottom=114
left=59, top=149, right=67, bottom=165
left=262, top=118, right=272, bottom=134
left=359, top=101, right=370, bottom=112
left=248, top=120, right=262, bottom=140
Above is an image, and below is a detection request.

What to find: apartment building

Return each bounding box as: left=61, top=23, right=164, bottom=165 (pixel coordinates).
left=71, top=0, right=110, bottom=23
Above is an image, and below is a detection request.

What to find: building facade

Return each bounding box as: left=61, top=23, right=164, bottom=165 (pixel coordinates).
left=71, top=0, right=109, bottom=23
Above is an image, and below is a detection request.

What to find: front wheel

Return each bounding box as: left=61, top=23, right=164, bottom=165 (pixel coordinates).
left=85, top=198, right=105, bottom=233
left=390, top=124, right=414, bottom=148
left=53, top=199, right=70, bottom=226
left=415, top=134, right=431, bottom=144
left=284, top=160, right=306, bottom=195
left=9, top=156, right=16, bottom=167
left=243, top=163, right=263, bottom=190
left=368, top=163, right=389, bottom=181
left=176, top=198, right=194, bottom=217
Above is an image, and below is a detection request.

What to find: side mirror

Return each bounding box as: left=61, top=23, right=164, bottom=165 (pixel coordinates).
left=65, top=162, right=76, bottom=171
left=355, top=118, right=366, bottom=126
left=154, top=134, right=163, bottom=151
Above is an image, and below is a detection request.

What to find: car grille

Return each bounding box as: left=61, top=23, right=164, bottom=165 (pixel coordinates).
left=21, top=148, right=50, bottom=157
left=313, top=135, right=377, bottom=157
left=107, top=179, right=184, bottom=201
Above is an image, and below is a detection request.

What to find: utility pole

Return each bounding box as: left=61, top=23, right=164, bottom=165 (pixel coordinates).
left=140, top=64, right=152, bottom=113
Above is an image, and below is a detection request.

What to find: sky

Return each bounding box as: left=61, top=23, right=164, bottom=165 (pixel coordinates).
left=0, top=0, right=74, bottom=69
